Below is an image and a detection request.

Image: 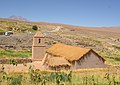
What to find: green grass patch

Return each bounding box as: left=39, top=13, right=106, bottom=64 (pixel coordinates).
left=98, top=50, right=120, bottom=65
left=27, top=28, right=37, bottom=32
left=114, top=57, right=120, bottom=62
left=0, top=49, right=32, bottom=58
left=112, top=45, right=120, bottom=50
left=0, top=29, right=5, bottom=32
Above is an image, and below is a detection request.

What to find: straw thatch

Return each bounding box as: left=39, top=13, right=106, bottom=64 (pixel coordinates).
left=46, top=43, right=91, bottom=61
left=46, top=57, right=71, bottom=67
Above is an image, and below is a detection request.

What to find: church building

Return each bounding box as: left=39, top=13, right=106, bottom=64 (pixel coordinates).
left=32, top=31, right=107, bottom=70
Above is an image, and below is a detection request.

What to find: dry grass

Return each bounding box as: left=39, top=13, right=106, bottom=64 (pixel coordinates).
left=46, top=57, right=71, bottom=67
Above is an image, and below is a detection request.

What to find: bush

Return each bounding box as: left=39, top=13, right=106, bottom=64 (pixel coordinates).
left=32, top=25, right=38, bottom=30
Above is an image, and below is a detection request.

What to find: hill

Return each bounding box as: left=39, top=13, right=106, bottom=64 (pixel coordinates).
left=8, top=16, right=28, bottom=22
left=0, top=18, right=120, bottom=65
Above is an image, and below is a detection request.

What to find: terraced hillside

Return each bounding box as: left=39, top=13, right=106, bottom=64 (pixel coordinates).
left=0, top=18, right=120, bottom=65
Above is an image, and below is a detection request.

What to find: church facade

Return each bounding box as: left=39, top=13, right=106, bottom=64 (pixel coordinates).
left=32, top=31, right=46, bottom=61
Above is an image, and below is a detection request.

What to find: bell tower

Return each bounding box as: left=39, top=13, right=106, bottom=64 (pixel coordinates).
left=32, top=31, right=46, bottom=61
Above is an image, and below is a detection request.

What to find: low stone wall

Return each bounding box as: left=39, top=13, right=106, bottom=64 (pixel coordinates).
left=0, top=32, right=5, bottom=35
left=0, top=58, right=32, bottom=64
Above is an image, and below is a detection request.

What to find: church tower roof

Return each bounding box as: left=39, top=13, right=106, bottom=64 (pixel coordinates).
left=34, top=31, right=44, bottom=38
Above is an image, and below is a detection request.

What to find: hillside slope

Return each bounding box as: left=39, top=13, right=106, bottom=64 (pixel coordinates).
left=0, top=18, right=120, bottom=65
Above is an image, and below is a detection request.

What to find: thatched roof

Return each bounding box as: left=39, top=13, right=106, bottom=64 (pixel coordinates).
left=46, top=57, right=71, bottom=67
left=46, top=43, right=91, bottom=61
left=34, top=31, right=44, bottom=38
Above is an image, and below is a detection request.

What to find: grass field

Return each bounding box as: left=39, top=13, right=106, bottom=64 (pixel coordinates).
left=0, top=67, right=119, bottom=85
left=0, top=49, right=31, bottom=58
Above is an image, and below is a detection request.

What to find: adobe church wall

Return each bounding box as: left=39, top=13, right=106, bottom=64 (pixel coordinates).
left=71, top=51, right=107, bottom=69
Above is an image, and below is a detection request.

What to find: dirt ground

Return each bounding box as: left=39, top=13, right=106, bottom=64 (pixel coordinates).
left=0, top=61, right=45, bottom=72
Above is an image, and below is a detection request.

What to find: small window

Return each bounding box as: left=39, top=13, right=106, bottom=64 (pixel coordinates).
left=39, top=38, right=41, bottom=43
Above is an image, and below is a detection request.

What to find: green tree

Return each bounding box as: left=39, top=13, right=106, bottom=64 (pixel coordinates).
left=32, top=25, right=38, bottom=30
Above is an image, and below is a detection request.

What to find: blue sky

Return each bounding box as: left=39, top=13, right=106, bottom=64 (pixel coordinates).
left=0, top=0, right=120, bottom=27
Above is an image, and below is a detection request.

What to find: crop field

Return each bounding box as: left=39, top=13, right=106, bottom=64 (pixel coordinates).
left=0, top=65, right=119, bottom=85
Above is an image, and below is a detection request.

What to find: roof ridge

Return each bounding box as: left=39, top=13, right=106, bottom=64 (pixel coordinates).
left=34, top=31, right=44, bottom=37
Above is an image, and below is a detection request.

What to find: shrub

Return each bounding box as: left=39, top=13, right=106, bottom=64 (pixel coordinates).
left=32, top=25, right=38, bottom=30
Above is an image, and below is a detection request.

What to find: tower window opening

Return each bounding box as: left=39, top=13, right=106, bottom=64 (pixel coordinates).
left=39, top=38, right=41, bottom=43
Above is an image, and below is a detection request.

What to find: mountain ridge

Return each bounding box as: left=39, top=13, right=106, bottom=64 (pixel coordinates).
left=8, top=16, right=28, bottom=22
left=0, top=17, right=120, bottom=29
